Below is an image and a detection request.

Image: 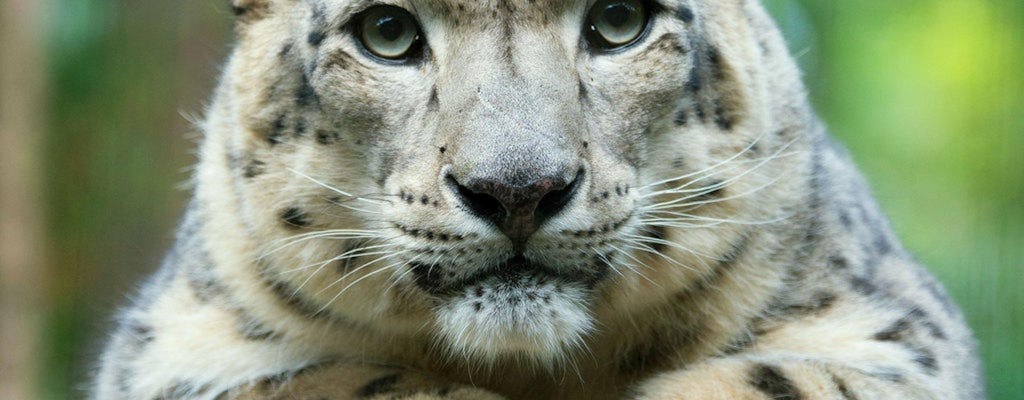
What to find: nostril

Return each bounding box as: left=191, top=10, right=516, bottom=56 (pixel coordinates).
left=446, top=167, right=585, bottom=244
left=446, top=174, right=506, bottom=225
left=535, top=168, right=585, bottom=223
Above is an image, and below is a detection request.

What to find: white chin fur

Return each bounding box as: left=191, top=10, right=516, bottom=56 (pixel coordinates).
left=434, top=276, right=594, bottom=366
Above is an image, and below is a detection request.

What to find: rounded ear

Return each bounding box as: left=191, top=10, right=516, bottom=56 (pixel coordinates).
left=230, top=0, right=269, bottom=24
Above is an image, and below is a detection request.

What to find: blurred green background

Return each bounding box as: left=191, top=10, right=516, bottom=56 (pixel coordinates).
left=0, top=0, right=1019, bottom=398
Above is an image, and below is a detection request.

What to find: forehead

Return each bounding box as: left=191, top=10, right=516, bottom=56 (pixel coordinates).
left=326, top=0, right=586, bottom=20
left=429, top=0, right=578, bottom=11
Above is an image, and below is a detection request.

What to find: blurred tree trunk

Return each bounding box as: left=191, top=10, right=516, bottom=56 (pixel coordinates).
left=1, top=0, right=48, bottom=399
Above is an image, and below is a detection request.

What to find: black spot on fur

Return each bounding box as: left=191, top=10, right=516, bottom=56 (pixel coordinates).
left=307, top=30, right=326, bottom=47
left=685, top=66, right=702, bottom=93
left=780, top=291, right=838, bottom=316
left=268, top=115, right=286, bottom=145
left=280, top=207, right=310, bottom=229
left=278, top=44, right=293, bottom=59
left=719, top=234, right=752, bottom=268
left=428, top=86, right=440, bottom=111
left=829, top=254, right=849, bottom=270
left=677, top=6, right=695, bottom=23
left=316, top=129, right=339, bottom=145
left=831, top=374, right=858, bottom=400
left=850, top=276, right=878, bottom=296
left=187, top=266, right=229, bottom=303
left=411, top=263, right=444, bottom=295
left=357, top=374, right=401, bottom=398
left=695, top=179, right=725, bottom=200
left=257, top=262, right=356, bottom=326
left=713, top=102, right=735, bottom=130
left=873, top=234, right=893, bottom=255
left=721, top=332, right=755, bottom=355
left=694, top=104, right=707, bottom=121
left=243, top=159, right=266, bottom=178
left=237, top=309, right=283, bottom=341
left=749, top=364, right=801, bottom=400
left=913, top=347, right=939, bottom=374
left=706, top=46, right=725, bottom=80
left=839, top=209, right=853, bottom=228
left=874, top=318, right=911, bottom=342
left=870, top=368, right=905, bottom=382
left=296, top=73, right=318, bottom=107
left=128, top=321, right=155, bottom=343
left=908, top=307, right=947, bottom=340
left=674, top=109, right=689, bottom=126
left=642, top=225, right=668, bottom=253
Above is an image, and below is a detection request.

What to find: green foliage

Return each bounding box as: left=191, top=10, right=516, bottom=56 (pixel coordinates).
left=40, top=0, right=1022, bottom=398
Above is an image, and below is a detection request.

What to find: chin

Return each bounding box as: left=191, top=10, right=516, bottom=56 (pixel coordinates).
left=431, top=273, right=596, bottom=367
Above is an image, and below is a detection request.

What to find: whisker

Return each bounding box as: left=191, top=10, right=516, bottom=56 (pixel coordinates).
left=641, top=148, right=800, bottom=210
left=644, top=173, right=787, bottom=212
left=289, top=248, right=397, bottom=295
left=287, top=167, right=389, bottom=205
left=641, top=129, right=773, bottom=189
left=278, top=241, right=398, bottom=275
left=639, top=209, right=789, bottom=226
left=606, top=244, right=663, bottom=289
left=640, top=149, right=801, bottom=199
left=260, top=229, right=385, bottom=259
left=621, top=233, right=722, bottom=262
left=317, top=257, right=408, bottom=315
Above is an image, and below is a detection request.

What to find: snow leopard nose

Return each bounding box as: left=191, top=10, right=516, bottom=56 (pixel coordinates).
left=447, top=168, right=584, bottom=247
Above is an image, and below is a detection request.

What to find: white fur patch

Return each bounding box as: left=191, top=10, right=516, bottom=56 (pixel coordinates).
left=433, top=274, right=594, bottom=367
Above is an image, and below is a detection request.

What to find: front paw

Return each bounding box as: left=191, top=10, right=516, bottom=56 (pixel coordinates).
left=629, top=359, right=799, bottom=400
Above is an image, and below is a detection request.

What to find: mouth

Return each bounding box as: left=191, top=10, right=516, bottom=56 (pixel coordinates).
left=410, top=255, right=610, bottom=297
left=411, top=252, right=611, bottom=362
left=424, top=255, right=604, bottom=362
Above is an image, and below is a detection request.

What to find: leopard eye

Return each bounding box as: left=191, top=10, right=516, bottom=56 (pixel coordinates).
left=357, top=6, right=423, bottom=61
left=585, top=0, right=649, bottom=50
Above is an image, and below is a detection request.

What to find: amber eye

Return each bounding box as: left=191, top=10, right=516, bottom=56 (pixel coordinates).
left=585, top=0, right=649, bottom=50
left=357, top=6, right=423, bottom=61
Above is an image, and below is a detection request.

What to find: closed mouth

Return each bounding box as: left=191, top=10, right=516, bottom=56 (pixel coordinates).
left=411, top=255, right=610, bottom=296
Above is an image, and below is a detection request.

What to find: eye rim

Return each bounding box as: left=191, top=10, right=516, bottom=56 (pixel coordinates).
left=583, top=0, right=656, bottom=53
left=352, top=5, right=426, bottom=64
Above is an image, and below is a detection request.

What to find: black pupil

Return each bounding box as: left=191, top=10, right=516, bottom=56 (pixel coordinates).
left=376, top=16, right=405, bottom=42
left=602, top=3, right=633, bottom=28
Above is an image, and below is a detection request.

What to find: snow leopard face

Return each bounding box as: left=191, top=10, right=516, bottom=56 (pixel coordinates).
left=223, top=0, right=796, bottom=364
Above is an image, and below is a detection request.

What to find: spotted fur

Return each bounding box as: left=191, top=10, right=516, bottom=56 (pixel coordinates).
left=94, top=0, right=983, bottom=399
